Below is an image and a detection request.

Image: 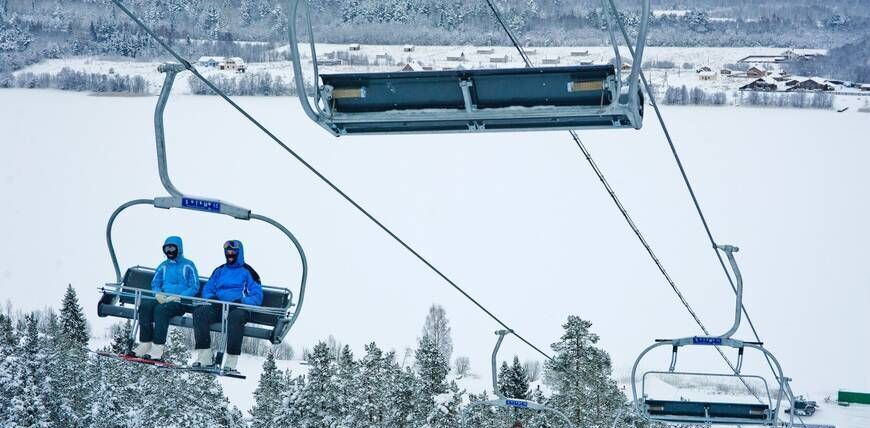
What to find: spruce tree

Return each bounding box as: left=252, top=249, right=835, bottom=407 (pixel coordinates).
left=109, top=320, right=132, bottom=354
left=544, top=316, right=626, bottom=428
left=251, top=351, right=283, bottom=428
left=7, top=314, right=53, bottom=428
left=416, top=334, right=449, bottom=397
left=498, top=356, right=529, bottom=399
left=335, top=344, right=359, bottom=426
left=60, top=284, right=89, bottom=348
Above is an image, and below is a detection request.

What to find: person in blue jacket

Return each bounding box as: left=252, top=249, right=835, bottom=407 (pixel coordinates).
left=192, top=239, right=262, bottom=372
left=132, top=236, right=199, bottom=360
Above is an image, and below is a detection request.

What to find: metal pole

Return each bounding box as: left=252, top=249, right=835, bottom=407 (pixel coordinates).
left=106, top=199, right=155, bottom=283
left=154, top=64, right=187, bottom=198
left=491, top=329, right=511, bottom=397
left=717, top=245, right=742, bottom=339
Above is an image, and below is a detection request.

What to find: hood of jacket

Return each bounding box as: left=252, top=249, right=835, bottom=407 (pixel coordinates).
left=226, top=239, right=245, bottom=267
left=164, top=235, right=184, bottom=258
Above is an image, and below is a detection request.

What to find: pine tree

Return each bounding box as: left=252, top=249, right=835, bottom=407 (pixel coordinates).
left=425, top=380, right=464, bottom=428
left=416, top=334, right=449, bottom=397
left=60, top=284, right=89, bottom=348
left=251, top=351, right=283, bottom=428
left=498, top=356, right=529, bottom=399
left=109, top=320, right=132, bottom=354
left=7, top=314, right=53, bottom=428
left=335, top=344, right=359, bottom=426
left=544, top=316, right=626, bottom=428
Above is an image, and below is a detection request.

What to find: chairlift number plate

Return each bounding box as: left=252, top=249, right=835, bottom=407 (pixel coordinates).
left=182, top=197, right=221, bottom=213
left=693, top=337, right=723, bottom=345
left=506, top=399, right=529, bottom=408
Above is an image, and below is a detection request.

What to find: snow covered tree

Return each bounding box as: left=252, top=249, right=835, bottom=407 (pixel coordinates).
left=544, top=316, right=626, bottom=428
left=109, top=320, right=132, bottom=354
left=416, top=333, right=449, bottom=397
left=384, top=366, right=423, bottom=427
left=498, top=356, right=529, bottom=399
left=251, top=351, right=283, bottom=428
left=60, top=284, right=89, bottom=348
left=334, top=344, right=358, bottom=425
left=425, top=380, right=464, bottom=428
left=421, top=304, right=454, bottom=365
left=6, top=314, right=53, bottom=428
left=278, top=341, right=340, bottom=426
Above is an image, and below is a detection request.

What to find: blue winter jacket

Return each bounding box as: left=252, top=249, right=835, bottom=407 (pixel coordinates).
left=201, top=240, right=263, bottom=306
left=151, top=236, right=200, bottom=297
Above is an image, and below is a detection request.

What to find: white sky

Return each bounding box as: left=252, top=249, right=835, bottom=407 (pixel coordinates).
left=0, top=89, right=868, bottom=398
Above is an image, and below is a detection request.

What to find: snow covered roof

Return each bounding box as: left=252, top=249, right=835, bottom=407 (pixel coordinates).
left=228, top=57, right=245, bottom=63
left=198, top=56, right=224, bottom=63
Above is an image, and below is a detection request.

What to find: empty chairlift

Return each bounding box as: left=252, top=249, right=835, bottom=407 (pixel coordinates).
left=97, top=63, right=308, bottom=359
left=461, top=330, right=575, bottom=427
left=629, top=245, right=797, bottom=427
left=287, top=0, right=651, bottom=136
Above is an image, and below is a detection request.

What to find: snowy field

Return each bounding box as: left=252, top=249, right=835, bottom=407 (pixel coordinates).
left=20, top=45, right=869, bottom=106
left=1, top=87, right=869, bottom=425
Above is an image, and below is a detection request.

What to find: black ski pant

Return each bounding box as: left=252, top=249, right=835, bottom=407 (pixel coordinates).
left=138, top=300, right=186, bottom=345
left=192, top=303, right=251, bottom=356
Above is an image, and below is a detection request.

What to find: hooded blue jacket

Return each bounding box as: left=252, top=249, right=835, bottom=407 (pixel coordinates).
left=202, top=240, right=263, bottom=306
left=151, top=236, right=200, bottom=297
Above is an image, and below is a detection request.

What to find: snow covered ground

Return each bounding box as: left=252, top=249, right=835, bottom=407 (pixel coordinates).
left=19, top=45, right=866, bottom=109
left=1, top=87, right=869, bottom=425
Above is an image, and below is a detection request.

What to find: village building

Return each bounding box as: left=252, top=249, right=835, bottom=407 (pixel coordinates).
left=542, top=55, right=561, bottom=65
left=696, top=66, right=713, bottom=73
left=197, top=56, right=224, bottom=68
left=740, top=77, right=778, bottom=91
left=403, top=45, right=415, bottom=52
left=316, top=57, right=343, bottom=66
left=786, top=77, right=834, bottom=92
left=698, top=71, right=717, bottom=81
left=446, top=52, right=466, bottom=62
left=720, top=69, right=732, bottom=75
left=476, top=47, right=495, bottom=54
left=400, top=61, right=432, bottom=72
left=861, top=84, right=870, bottom=92
left=570, top=50, right=589, bottom=57
left=489, top=54, right=509, bottom=63
left=746, top=66, right=767, bottom=78
left=218, top=57, right=246, bottom=73
left=522, top=48, right=537, bottom=56
left=348, top=43, right=361, bottom=51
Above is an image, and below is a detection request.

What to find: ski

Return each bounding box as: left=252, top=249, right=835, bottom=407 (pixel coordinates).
left=89, top=349, right=177, bottom=368
left=171, top=365, right=247, bottom=379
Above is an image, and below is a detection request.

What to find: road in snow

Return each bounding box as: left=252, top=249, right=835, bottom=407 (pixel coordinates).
left=1, top=89, right=869, bottom=418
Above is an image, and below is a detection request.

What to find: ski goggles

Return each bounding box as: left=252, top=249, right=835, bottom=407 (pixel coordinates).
left=162, top=244, right=178, bottom=253
left=223, top=240, right=241, bottom=250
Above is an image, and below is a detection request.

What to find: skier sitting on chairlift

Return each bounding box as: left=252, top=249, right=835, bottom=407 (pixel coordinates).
left=132, top=236, right=200, bottom=360
left=192, top=239, right=263, bottom=372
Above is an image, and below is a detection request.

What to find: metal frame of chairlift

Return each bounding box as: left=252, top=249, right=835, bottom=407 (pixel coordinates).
left=287, top=0, right=651, bottom=136
left=99, top=63, right=308, bottom=363
left=629, top=245, right=796, bottom=427
left=461, top=330, right=575, bottom=428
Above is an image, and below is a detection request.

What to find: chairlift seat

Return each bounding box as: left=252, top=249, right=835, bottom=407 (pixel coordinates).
left=98, top=266, right=294, bottom=344
left=317, top=64, right=643, bottom=134
left=645, top=399, right=772, bottom=424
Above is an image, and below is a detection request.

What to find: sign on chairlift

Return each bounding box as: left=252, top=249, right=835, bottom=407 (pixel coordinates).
left=692, top=336, right=723, bottom=345
left=182, top=197, right=221, bottom=213
left=505, top=399, right=529, bottom=408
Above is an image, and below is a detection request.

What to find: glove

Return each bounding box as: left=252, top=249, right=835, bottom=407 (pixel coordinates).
left=155, top=293, right=168, bottom=304
left=165, top=295, right=181, bottom=303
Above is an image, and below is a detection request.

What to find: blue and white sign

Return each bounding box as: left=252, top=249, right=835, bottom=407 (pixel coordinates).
left=182, top=197, right=221, bottom=213
left=693, top=336, right=723, bottom=345
left=505, top=399, right=529, bottom=408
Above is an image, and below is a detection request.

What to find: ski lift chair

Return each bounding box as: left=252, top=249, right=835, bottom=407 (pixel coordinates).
left=287, top=0, right=650, bottom=136
left=96, top=63, right=308, bottom=356
left=629, top=245, right=796, bottom=427
left=461, top=330, right=575, bottom=428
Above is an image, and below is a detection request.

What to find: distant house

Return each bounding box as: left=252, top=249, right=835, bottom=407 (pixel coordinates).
left=374, top=52, right=391, bottom=64
left=198, top=56, right=223, bottom=68
left=489, top=54, right=509, bottom=63
left=787, top=78, right=834, bottom=92
left=542, top=55, right=560, bottom=65
left=403, top=45, right=415, bottom=52
left=860, top=84, right=870, bottom=92
left=746, top=66, right=767, bottom=78
left=570, top=50, right=589, bottom=57
left=696, top=66, right=713, bottom=73
left=785, top=79, right=801, bottom=87
left=720, top=69, right=732, bottom=75
left=219, top=57, right=246, bottom=73
left=348, top=43, right=361, bottom=51
left=522, top=48, right=537, bottom=56
left=698, top=71, right=717, bottom=81
left=400, top=61, right=432, bottom=71
left=740, top=77, right=777, bottom=91
left=770, top=71, right=791, bottom=81
left=476, top=47, right=495, bottom=54
left=316, top=58, right=343, bottom=66
left=446, top=52, right=466, bottom=62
